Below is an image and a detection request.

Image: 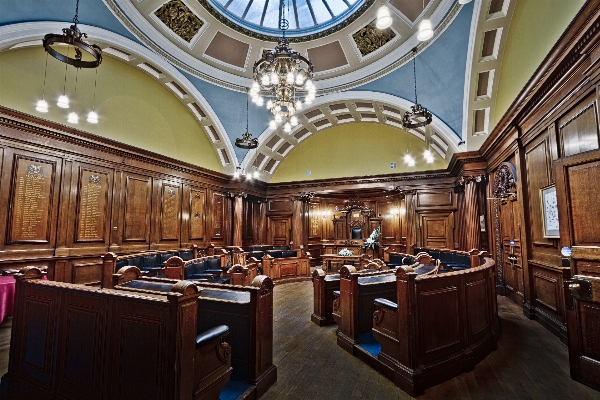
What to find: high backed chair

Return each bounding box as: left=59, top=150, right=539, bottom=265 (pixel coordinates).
left=351, top=227, right=362, bottom=239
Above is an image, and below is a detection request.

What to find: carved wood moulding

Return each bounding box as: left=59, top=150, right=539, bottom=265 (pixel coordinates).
left=340, top=195, right=373, bottom=216
left=492, top=162, right=517, bottom=198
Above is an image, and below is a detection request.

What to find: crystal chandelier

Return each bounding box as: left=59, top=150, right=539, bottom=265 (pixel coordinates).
left=251, top=12, right=315, bottom=126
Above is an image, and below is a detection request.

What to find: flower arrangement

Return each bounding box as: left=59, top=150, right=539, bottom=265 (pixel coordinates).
left=364, top=226, right=381, bottom=250
left=338, top=248, right=354, bottom=256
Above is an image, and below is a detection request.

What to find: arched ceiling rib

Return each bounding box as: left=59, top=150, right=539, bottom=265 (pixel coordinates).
left=241, top=91, right=460, bottom=182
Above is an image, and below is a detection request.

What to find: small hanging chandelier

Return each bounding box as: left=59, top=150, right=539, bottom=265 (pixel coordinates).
left=235, top=89, right=259, bottom=149
left=403, top=48, right=432, bottom=129
left=43, top=0, right=102, bottom=69
left=252, top=4, right=314, bottom=126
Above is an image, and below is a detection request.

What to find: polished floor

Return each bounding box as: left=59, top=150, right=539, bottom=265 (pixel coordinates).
left=0, top=281, right=599, bottom=399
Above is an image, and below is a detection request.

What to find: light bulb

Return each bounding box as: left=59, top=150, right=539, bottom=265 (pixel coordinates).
left=295, top=100, right=302, bottom=110
left=376, top=6, right=393, bottom=30
left=305, top=79, right=313, bottom=89
left=426, top=156, right=434, bottom=163
left=246, top=173, right=252, bottom=180
left=304, top=97, right=312, bottom=105
left=87, top=110, right=98, bottom=124
left=57, top=94, right=69, bottom=108
left=36, top=99, right=48, bottom=113
left=417, top=19, right=433, bottom=41
left=251, top=82, right=259, bottom=91
left=252, top=93, right=259, bottom=100
left=295, top=74, right=305, bottom=85
left=269, top=119, right=277, bottom=129
left=267, top=99, right=273, bottom=109
left=286, top=72, right=294, bottom=84
left=257, top=97, right=264, bottom=106
left=423, top=149, right=432, bottom=158
left=275, top=114, right=282, bottom=123
left=270, top=73, right=279, bottom=85
left=261, top=75, right=270, bottom=86
left=403, top=154, right=412, bottom=164
left=251, top=97, right=257, bottom=104
left=253, top=171, right=259, bottom=178
left=275, top=104, right=281, bottom=112
left=67, top=111, right=79, bottom=124
left=408, top=159, right=416, bottom=167
left=290, top=115, right=298, bottom=126
left=288, top=106, right=295, bottom=115
left=284, top=122, right=291, bottom=132
left=234, top=170, right=240, bottom=178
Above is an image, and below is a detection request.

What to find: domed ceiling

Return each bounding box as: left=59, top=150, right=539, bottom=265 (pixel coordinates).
left=104, top=0, right=457, bottom=89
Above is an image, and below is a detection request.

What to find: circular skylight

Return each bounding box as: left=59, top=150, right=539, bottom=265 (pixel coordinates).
left=202, top=0, right=372, bottom=40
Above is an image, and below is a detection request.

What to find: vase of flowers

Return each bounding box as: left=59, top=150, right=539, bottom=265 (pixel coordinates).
left=338, top=248, right=354, bottom=257
left=364, top=226, right=381, bottom=258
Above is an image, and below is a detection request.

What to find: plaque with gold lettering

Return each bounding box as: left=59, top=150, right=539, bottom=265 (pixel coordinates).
left=213, top=193, right=224, bottom=238
left=161, top=184, right=180, bottom=240
left=76, top=169, right=109, bottom=242
left=189, top=189, right=205, bottom=239
left=9, top=155, right=56, bottom=243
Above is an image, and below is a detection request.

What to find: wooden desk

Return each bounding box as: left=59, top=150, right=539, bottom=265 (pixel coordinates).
left=322, top=254, right=363, bottom=272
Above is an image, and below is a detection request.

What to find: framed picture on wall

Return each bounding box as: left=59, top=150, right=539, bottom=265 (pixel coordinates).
left=540, top=185, right=560, bottom=238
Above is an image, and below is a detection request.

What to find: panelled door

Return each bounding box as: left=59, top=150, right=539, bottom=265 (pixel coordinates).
left=268, top=216, right=291, bottom=246
left=499, top=197, right=525, bottom=305
left=556, top=148, right=600, bottom=390
left=418, top=212, right=453, bottom=249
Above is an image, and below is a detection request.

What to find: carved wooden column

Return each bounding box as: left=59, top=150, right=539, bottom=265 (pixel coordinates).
left=227, top=191, right=246, bottom=247
left=458, top=175, right=485, bottom=251
left=291, top=192, right=313, bottom=249
left=396, top=188, right=416, bottom=250
left=255, top=199, right=267, bottom=244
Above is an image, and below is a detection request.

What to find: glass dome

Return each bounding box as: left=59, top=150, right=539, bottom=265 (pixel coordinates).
left=203, top=0, right=371, bottom=40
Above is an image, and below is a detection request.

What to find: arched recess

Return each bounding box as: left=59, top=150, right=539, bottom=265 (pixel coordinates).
left=0, top=22, right=239, bottom=173
left=241, top=91, right=461, bottom=182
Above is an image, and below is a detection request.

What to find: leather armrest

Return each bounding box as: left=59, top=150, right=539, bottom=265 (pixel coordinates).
left=375, top=298, right=398, bottom=311
left=196, top=325, right=229, bottom=348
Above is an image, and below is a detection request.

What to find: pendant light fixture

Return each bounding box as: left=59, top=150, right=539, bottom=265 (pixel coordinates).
left=57, top=46, right=71, bottom=109
left=235, top=89, right=259, bottom=149
left=36, top=52, right=50, bottom=113
left=67, top=68, right=80, bottom=124
left=417, top=0, right=433, bottom=41
left=87, top=67, right=99, bottom=123
left=403, top=48, right=432, bottom=129
left=376, top=2, right=393, bottom=30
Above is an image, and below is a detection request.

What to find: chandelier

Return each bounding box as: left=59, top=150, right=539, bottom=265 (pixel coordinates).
left=235, top=90, right=259, bottom=149
left=402, top=48, right=432, bottom=129
left=43, top=0, right=102, bottom=69
left=251, top=14, right=315, bottom=128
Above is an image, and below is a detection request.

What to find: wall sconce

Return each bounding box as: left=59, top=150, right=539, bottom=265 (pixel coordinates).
left=399, top=206, right=406, bottom=216
left=392, top=207, right=400, bottom=216
left=321, top=210, right=331, bottom=218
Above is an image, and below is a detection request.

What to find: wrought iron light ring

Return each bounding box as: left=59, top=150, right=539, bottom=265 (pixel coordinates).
left=43, top=0, right=102, bottom=69
left=235, top=131, right=258, bottom=149
left=402, top=104, right=432, bottom=129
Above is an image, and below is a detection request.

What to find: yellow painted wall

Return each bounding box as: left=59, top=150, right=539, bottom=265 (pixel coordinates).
left=494, top=0, right=585, bottom=124
left=270, top=123, right=447, bottom=183
left=0, top=47, right=222, bottom=172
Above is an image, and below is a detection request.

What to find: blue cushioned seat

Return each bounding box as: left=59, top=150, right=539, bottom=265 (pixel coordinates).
left=160, top=253, right=175, bottom=263
left=178, top=251, right=194, bottom=261
left=281, top=251, right=296, bottom=258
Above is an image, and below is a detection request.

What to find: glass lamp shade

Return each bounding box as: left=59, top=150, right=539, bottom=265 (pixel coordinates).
left=57, top=94, right=69, bottom=108
left=36, top=99, right=49, bottom=113
left=253, top=171, right=259, bottom=178
left=269, top=119, right=277, bottom=129
left=417, top=19, right=433, bottom=41
left=376, top=6, right=393, bottom=30
left=284, top=122, right=291, bottom=132
left=67, top=111, right=79, bottom=124
left=87, top=110, right=98, bottom=124
left=233, top=170, right=240, bottom=178
left=290, top=115, right=298, bottom=126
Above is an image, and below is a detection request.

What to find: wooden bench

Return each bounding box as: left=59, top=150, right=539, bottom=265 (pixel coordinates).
left=261, top=253, right=310, bottom=282
left=412, top=247, right=482, bottom=271
left=6, top=266, right=232, bottom=400
left=310, top=260, right=391, bottom=327
left=227, top=258, right=260, bottom=286
left=111, top=269, right=277, bottom=399
left=369, top=254, right=498, bottom=396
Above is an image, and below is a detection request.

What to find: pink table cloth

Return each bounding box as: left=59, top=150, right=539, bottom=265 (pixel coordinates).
left=0, top=276, right=16, bottom=324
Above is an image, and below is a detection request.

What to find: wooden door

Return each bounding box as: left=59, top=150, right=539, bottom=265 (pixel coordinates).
left=419, top=212, right=453, bottom=249
left=556, top=149, right=600, bottom=390
left=499, top=198, right=525, bottom=305
left=268, top=217, right=290, bottom=246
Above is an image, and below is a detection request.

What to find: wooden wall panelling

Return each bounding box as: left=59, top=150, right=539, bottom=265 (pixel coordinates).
left=121, top=173, right=152, bottom=251
left=108, top=170, right=123, bottom=253
left=558, top=93, right=600, bottom=158
left=211, top=192, right=225, bottom=242
left=66, top=162, right=115, bottom=255
left=456, top=187, right=466, bottom=250
left=308, top=202, right=321, bottom=241
left=185, top=186, right=206, bottom=245
left=242, top=199, right=254, bottom=245
left=152, top=180, right=182, bottom=249
left=54, top=160, right=72, bottom=253
left=268, top=216, right=291, bottom=246
left=417, top=211, right=454, bottom=249
left=415, top=190, right=455, bottom=209
left=1, top=149, right=63, bottom=259
left=378, top=199, right=400, bottom=243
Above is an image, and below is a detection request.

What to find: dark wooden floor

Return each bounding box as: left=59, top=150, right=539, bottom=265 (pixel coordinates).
left=0, top=281, right=598, bottom=399
left=261, top=281, right=600, bottom=400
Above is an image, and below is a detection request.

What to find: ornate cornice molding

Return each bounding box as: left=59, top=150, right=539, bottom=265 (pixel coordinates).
left=226, top=190, right=247, bottom=198
left=291, top=191, right=315, bottom=202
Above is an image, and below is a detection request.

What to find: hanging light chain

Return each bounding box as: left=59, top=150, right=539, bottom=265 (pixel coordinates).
left=73, top=0, right=80, bottom=25
left=413, top=52, right=418, bottom=105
